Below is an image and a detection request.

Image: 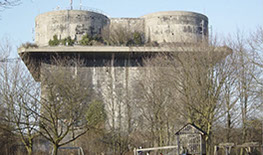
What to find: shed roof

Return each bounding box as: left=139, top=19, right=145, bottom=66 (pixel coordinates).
left=175, top=123, right=206, bottom=135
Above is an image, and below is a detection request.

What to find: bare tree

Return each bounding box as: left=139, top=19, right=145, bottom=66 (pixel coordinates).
left=139, top=40, right=236, bottom=154
left=135, top=58, right=178, bottom=149
left=0, top=37, right=39, bottom=155
left=30, top=57, right=92, bottom=155
left=226, top=31, right=261, bottom=152
left=0, top=37, right=18, bottom=154
left=0, top=0, right=21, bottom=11
left=0, top=59, right=39, bottom=155
left=248, top=27, right=263, bottom=111
left=221, top=54, right=239, bottom=143
left=0, top=52, right=107, bottom=155
left=0, top=37, right=11, bottom=59
left=248, top=26, right=263, bottom=69
left=210, top=30, right=262, bottom=154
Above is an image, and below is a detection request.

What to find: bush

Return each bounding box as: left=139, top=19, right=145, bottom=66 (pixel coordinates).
left=49, top=35, right=75, bottom=46
left=102, top=27, right=144, bottom=46
left=80, top=34, right=104, bottom=46
left=21, top=42, right=38, bottom=49
left=80, top=34, right=92, bottom=46
left=125, top=31, right=143, bottom=46
left=48, top=35, right=60, bottom=46
left=93, top=35, right=104, bottom=43
left=133, top=31, right=143, bottom=45
left=47, top=32, right=145, bottom=47
left=61, top=36, right=75, bottom=46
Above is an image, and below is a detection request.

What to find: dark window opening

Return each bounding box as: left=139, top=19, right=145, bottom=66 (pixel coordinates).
left=198, top=27, right=203, bottom=34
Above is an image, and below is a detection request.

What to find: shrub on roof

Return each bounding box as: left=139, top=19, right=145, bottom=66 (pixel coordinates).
left=48, top=35, right=60, bottom=46
left=61, top=36, right=75, bottom=46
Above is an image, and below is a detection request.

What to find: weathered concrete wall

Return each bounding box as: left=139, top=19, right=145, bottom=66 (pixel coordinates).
left=39, top=55, right=143, bottom=131
left=142, top=11, right=208, bottom=43
left=91, top=64, right=141, bottom=131
left=35, top=10, right=109, bottom=46
left=35, top=10, right=208, bottom=46
left=110, top=18, right=144, bottom=33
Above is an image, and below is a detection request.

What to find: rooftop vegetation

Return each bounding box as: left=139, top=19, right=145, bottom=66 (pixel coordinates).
left=48, top=29, right=146, bottom=47
left=20, top=42, right=38, bottom=49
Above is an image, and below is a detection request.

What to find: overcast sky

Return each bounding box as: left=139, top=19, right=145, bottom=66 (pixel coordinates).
left=0, top=0, right=262, bottom=54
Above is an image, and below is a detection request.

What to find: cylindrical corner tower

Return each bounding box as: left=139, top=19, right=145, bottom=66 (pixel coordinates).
left=35, top=10, right=110, bottom=46
left=142, top=11, right=208, bottom=44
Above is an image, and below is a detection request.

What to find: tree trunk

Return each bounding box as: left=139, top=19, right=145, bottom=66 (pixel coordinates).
left=53, top=144, right=59, bottom=155
left=226, top=102, right=231, bottom=142
left=25, top=146, right=33, bottom=155
left=206, top=123, right=212, bottom=155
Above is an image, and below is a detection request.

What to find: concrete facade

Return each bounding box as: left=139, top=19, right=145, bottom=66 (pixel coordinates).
left=35, top=10, right=109, bottom=46
left=21, top=10, right=218, bottom=132
left=110, top=18, right=145, bottom=33
left=35, top=10, right=208, bottom=46
left=142, top=11, right=208, bottom=43
left=18, top=46, right=231, bottom=132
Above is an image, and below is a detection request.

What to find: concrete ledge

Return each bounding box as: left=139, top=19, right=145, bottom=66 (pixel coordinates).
left=18, top=45, right=232, bottom=82
left=18, top=46, right=176, bottom=54
left=18, top=45, right=231, bottom=54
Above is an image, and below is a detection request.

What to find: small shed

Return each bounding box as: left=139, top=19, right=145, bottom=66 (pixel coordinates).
left=175, top=123, right=206, bottom=155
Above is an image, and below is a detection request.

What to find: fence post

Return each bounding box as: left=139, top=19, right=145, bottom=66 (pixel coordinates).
left=134, top=148, right=137, bottom=155
left=214, top=146, right=218, bottom=155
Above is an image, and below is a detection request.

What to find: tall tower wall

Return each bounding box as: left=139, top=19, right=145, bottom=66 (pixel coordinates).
left=35, top=10, right=110, bottom=46
left=109, top=18, right=145, bottom=33
left=35, top=10, right=208, bottom=46
left=142, top=11, right=208, bottom=44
